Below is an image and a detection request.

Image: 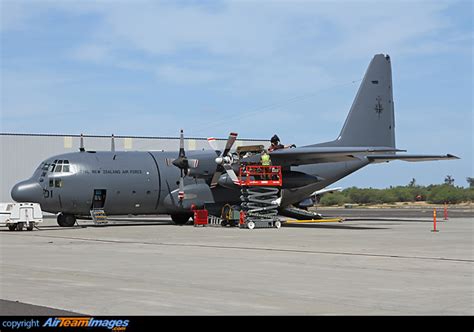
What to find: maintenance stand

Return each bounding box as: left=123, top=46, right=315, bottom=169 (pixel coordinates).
left=238, top=164, right=282, bottom=229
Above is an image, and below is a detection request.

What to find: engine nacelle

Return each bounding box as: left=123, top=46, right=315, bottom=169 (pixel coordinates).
left=163, top=183, right=215, bottom=211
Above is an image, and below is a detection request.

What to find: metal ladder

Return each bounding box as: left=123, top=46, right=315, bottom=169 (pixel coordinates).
left=208, top=214, right=225, bottom=227
left=90, top=208, right=108, bottom=225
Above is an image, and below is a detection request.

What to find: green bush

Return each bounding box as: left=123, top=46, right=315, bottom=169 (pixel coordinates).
left=317, top=184, right=472, bottom=206
left=319, top=192, right=348, bottom=206
left=427, top=185, right=470, bottom=204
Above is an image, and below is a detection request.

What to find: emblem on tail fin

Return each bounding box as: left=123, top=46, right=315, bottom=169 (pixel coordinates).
left=375, top=96, right=383, bottom=117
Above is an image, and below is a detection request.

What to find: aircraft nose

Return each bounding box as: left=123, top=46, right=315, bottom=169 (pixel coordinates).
left=11, top=180, right=43, bottom=202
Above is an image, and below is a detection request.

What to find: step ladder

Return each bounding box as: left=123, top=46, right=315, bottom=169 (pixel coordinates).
left=208, top=215, right=225, bottom=227
left=90, top=208, right=108, bottom=225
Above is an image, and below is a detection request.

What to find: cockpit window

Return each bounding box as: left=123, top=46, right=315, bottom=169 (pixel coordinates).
left=46, top=159, right=73, bottom=173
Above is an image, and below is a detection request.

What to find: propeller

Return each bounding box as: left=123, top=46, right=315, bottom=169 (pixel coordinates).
left=208, top=132, right=240, bottom=188
left=166, top=129, right=199, bottom=201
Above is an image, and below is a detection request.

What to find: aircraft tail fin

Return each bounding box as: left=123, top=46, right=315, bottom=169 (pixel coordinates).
left=315, top=54, right=396, bottom=148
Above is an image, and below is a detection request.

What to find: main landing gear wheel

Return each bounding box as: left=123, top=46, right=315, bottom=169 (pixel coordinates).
left=26, top=222, right=35, bottom=231
left=57, top=213, right=76, bottom=227
left=171, top=214, right=192, bottom=225
left=8, top=224, right=16, bottom=231
left=247, top=221, right=255, bottom=230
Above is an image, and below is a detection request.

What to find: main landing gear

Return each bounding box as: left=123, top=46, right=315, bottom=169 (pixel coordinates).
left=57, top=213, right=76, bottom=227
left=171, top=214, right=193, bottom=225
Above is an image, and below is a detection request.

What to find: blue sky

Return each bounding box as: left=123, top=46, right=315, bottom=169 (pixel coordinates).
left=1, top=0, right=472, bottom=188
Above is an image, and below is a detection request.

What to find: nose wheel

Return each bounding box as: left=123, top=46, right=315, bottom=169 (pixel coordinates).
left=57, top=213, right=76, bottom=227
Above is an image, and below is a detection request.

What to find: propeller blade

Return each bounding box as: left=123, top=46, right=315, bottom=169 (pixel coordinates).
left=210, top=170, right=223, bottom=188
left=223, top=164, right=240, bottom=184
left=178, top=170, right=185, bottom=201
left=111, top=134, right=115, bottom=152
left=178, top=129, right=185, bottom=158
left=207, top=137, right=219, bottom=151
left=79, top=133, right=85, bottom=152
left=166, top=158, right=174, bottom=167
left=222, top=132, right=238, bottom=156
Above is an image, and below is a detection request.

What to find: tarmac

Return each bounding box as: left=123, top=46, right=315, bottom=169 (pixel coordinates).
left=0, top=210, right=473, bottom=315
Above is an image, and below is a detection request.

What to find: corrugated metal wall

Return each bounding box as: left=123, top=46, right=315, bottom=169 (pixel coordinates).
left=0, top=133, right=267, bottom=202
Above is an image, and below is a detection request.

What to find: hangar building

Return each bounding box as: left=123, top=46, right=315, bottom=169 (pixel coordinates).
left=0, top=133, right=266, bottom=202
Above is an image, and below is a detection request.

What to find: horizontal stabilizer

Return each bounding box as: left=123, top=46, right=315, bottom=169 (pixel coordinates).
left=367, top=154, right=459, bottom=163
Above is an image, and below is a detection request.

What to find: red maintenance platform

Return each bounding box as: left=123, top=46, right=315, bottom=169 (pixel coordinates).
left=238, top=165, right=282, bottom=187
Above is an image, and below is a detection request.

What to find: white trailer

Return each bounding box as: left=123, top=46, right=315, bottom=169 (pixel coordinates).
left=0, top=202, right=43, bottom=231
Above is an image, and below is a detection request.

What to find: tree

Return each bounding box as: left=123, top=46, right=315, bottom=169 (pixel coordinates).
left=444, top=175, right=455, bottom=186
left=467, top=177, right=474, bottom=188
left=408, top=178, right=416, bottom=187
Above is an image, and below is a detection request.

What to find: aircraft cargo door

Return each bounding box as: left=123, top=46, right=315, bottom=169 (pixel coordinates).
left=92, top=189, right=106, bottom=209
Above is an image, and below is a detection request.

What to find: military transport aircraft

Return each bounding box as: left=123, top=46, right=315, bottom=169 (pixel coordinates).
left=11, top=54, right=458, bottom=227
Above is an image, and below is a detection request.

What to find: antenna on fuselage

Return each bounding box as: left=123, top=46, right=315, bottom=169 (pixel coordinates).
left=111, top=134, right=115, bottom=152
left=79, top=133, right=85, bottom=152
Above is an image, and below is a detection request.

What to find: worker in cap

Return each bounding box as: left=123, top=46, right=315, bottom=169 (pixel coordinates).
left=268, top=134, right=295, bottom=152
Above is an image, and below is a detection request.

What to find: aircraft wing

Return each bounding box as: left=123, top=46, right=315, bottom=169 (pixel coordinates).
left=268, top=146, right=401, bottom=167
left=367, top=154, right=460, bottom=163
